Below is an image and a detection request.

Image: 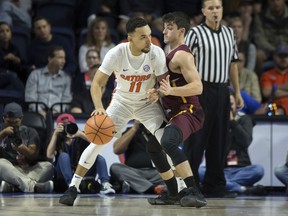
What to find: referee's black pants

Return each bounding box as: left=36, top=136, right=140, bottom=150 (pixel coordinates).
left=184, top=81, right=230, bottom=189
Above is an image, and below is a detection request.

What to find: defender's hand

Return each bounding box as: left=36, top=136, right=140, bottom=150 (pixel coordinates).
left=159, top=75, right=172, bottom=96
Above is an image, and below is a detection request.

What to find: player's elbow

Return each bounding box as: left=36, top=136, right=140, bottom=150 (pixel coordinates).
left=195, top=81, right=203, bottom=95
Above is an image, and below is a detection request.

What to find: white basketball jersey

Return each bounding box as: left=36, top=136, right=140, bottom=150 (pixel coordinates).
left=99, top=42, right=167, bottom=102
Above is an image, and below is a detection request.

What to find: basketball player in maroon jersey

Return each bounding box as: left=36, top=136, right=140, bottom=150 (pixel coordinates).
left=147, top=11, right=206, bottom=207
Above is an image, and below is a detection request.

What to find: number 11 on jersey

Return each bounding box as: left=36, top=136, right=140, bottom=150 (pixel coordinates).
left=129, top=81, right=142, bottom=92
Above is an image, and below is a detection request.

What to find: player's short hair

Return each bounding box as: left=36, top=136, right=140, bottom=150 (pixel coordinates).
left=126, top=17, right=148, bottom=34
left=162, top=11, right=190, bottom=36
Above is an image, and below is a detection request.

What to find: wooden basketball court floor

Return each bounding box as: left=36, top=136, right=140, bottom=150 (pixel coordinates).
left=1, top=193, right=287, bottom=216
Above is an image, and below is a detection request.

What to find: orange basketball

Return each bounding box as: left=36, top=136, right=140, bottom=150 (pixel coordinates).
left=84, top=115, right=116, bottom=145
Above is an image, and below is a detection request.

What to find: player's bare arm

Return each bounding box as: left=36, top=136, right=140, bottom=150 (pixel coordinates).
left=160, top=51, right=202, bottom=97
left=229, top=62, right=244, bottom=109
left=91, top=69, right=109, bottom=115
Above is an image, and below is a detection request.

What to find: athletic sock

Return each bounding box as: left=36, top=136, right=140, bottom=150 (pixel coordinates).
left=69, top=174, right=83, bottom=192
left=183, top=176, right=197, bottom=188
left=164, top=177, right=178, bottom=196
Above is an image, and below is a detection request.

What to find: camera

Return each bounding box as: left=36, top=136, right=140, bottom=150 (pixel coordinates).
left=8, top=126, right=22, bottom=146
left=59, top=122, right=78, bottom=137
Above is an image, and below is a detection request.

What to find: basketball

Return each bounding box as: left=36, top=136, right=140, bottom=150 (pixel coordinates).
left=84, top=114, right=116, bottom=145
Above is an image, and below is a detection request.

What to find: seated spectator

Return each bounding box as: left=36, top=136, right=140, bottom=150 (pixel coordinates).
left=110, top=120, right=166, bottom=194
left=82, top=48, right=101, bottom=87
left=46, top=113, right=115, bottom=194
left=78, top=17, right=115, bottom=74
left=229, top=16, right=257, bottom=71
left=198, top=92, right=266, bottom=195
left=28, top=16, right=76, bottom=76
left=238, top=89, right=266, bottom=115
left=237, top=52, right=262, bottom=102
left=25, top=45, right=72, bottom=119
left=0, top=102, right=54, bottom=193
left=253, top=0, right=288, bottom=75
left=70, top=63, right=112, bottom=114
left=2, top=0, right=31, bottom=28
left=0, top=71, right=24, bottom=96
left=260, top=43, right=288, bottom=115
left=274, top=152, right=288, bottom=194
left=237, top=0, right=257, bottom=42
left=0, top=21, right=25, bottom=82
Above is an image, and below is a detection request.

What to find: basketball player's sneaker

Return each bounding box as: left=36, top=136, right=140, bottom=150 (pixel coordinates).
left=59, top=186, right=78, bottom=206
left=180, top=186, right=207, bottom=208
left=147, top=191, right=181, bottom=205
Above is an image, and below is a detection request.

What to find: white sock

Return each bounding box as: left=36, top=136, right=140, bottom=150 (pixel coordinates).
left=69, top=143, right=105, bottom=191
left=70, top=174, right=83, bottom=191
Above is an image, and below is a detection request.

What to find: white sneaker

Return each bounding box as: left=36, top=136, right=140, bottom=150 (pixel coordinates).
left=100, top=182, right=115, bottom=194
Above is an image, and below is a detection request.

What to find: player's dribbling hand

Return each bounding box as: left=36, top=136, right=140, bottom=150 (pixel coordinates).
left=159, top=75, right=172, bottom=96
left=147, top=88, right=159, bottom=103
left=91, top=108, right=107, bottom=116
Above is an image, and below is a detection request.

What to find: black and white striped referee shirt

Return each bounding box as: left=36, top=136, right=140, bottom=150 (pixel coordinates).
left=185, top=23, right=239, bottom=84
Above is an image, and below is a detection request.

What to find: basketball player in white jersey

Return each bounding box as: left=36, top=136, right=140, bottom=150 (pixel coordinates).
left=59, top=17, right=168, bottom=206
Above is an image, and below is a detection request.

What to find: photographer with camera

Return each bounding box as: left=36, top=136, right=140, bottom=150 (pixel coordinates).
left=0, top=102, right=54, bottom=193
left=46, top=113, right=115, bottom=194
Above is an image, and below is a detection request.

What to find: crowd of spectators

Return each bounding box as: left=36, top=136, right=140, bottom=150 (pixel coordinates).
left=1, top=0, right=288, bottom=194
left=0, top=0, right=287, bottom=117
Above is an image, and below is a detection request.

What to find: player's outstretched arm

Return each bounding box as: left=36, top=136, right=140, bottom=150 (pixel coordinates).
left=90, top=70, right=109, bottom=115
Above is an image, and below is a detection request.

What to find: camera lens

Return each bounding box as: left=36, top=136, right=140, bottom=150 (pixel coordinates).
left=13, top=137, right=22, bottom=146
left=65, top=123, right=78, bottom=135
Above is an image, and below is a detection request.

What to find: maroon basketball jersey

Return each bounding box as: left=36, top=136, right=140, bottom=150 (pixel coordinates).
left=161, top=44, right=201, bottom=117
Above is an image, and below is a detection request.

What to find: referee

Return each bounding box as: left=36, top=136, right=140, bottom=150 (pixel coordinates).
left=184, top=0, right=243, bottom=198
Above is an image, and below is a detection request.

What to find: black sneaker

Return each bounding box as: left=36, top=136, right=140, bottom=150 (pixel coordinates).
left=244, top=185, right=267, bottom=196
left=180, top=187, right=207, bottom=208
left=59, top=186, right=78, bottom=206
left=147, top=191, right=181, bottom=205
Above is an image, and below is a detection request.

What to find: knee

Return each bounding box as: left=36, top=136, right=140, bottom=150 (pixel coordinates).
left=110, top=163, right=123, bottom=175
left=254, top=165, right=264, bottom=180
left=274, top=165, right=284, bottom=177
left=160, top=125, right=182, bottom=152
left=58, top=152, right=70, bottom=161
left=96, top=154, right=105, bottom=163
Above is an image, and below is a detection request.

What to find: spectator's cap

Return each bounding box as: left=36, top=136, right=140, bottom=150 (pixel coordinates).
left=56, top=113, right=75, bottom=124
left=3, top=102, right=23, bottom=118
left=275, top=44, right=288, bottom=55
